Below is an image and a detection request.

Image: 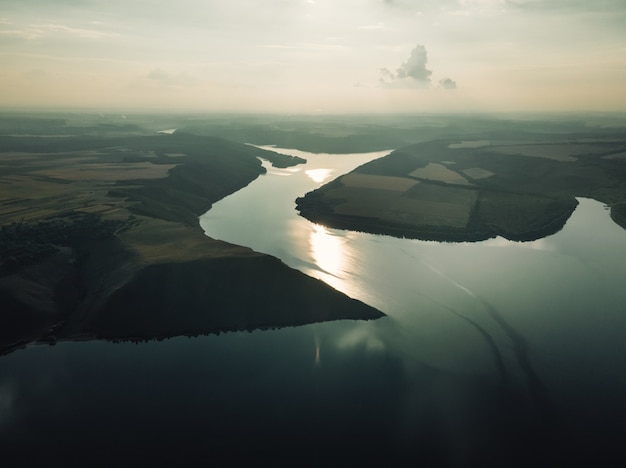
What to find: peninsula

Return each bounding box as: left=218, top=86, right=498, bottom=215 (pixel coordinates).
left=297, top=137, right=626, bottom=242
left=0, top=117, right=383, bottom=355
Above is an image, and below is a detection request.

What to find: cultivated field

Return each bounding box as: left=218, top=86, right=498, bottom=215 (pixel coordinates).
left=0, top=149, right=164, bottom=225
left=30, top=161, right=177, bottom=181
left=0, top=124, right=378, bottom=355
left=485, top=143, right=616, bottom=162
left=448, top=140, right=491, bottom=149
left=322, top=178, right=477, bottom=229
left=462, top=168, right=495, bottom=180
left=409, top=163, right=473, bottom=186
left=297, top=133, right=626, bottom=241
left=341, top=173, right=418, bottom=191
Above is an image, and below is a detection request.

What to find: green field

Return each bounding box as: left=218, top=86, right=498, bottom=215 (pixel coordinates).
left=297, top=128, right=626, bottom=241
left=409, top=162, right=473, bottom=186
left=0, top=118, right=381, bottom=355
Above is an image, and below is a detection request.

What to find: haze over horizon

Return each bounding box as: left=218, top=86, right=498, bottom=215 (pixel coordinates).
left=1, top=0, right=625, bottom=114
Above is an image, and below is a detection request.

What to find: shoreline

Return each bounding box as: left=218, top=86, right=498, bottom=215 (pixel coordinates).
left=0, top=132, right=382, bottom=355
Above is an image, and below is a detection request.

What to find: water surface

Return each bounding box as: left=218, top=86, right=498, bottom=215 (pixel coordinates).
left=1, top=146, right=625, bottom=466
left=201, top=146, right=626, bottom=462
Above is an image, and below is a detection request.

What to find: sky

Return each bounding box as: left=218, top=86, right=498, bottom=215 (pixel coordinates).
left=1, top=0, right=625, bottom=114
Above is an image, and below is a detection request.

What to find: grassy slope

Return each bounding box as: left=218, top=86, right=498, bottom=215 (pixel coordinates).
left=0, top=131, right=380, bottom=354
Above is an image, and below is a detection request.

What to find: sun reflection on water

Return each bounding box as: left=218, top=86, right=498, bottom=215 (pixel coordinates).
left=310, top=224, right=344, bottom=277
left=306, top=224, right=377, bottom=306
left=305, top=168, right=332, bottom=183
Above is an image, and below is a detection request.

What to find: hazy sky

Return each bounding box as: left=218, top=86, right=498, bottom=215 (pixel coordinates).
left=1, top=0, right=625, bottom=113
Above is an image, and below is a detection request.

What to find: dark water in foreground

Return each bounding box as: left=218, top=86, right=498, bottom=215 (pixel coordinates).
left=2, top=147, right=626, bottom=466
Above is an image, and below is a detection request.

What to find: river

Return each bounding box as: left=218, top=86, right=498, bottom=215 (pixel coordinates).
left=1, top=146, right=625, bottom=466
left=199, top=146, right=626, bottom=464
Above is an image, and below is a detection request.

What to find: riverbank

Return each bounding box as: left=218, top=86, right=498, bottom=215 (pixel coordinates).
left=0, top=131, right=382, bottom=355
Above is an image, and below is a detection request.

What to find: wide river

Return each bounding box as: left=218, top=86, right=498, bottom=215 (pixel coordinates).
left=2, top=146, right=626, bottom=465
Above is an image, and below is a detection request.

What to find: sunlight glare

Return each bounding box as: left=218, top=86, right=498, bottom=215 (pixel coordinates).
left=310, top=224, right=344, bottom=276
left=305, top=168, right=332, bottom=183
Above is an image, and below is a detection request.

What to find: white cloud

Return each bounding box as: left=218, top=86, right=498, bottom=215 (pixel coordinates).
left=439, top=77, right=457, bottom=89
left=397, top=45, right=432, bottom=82
left=380, top=44, right=459, bottom=93
left=0, top=0, right=624, bottom=112
left=380, top=44, right=432, bottom=87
